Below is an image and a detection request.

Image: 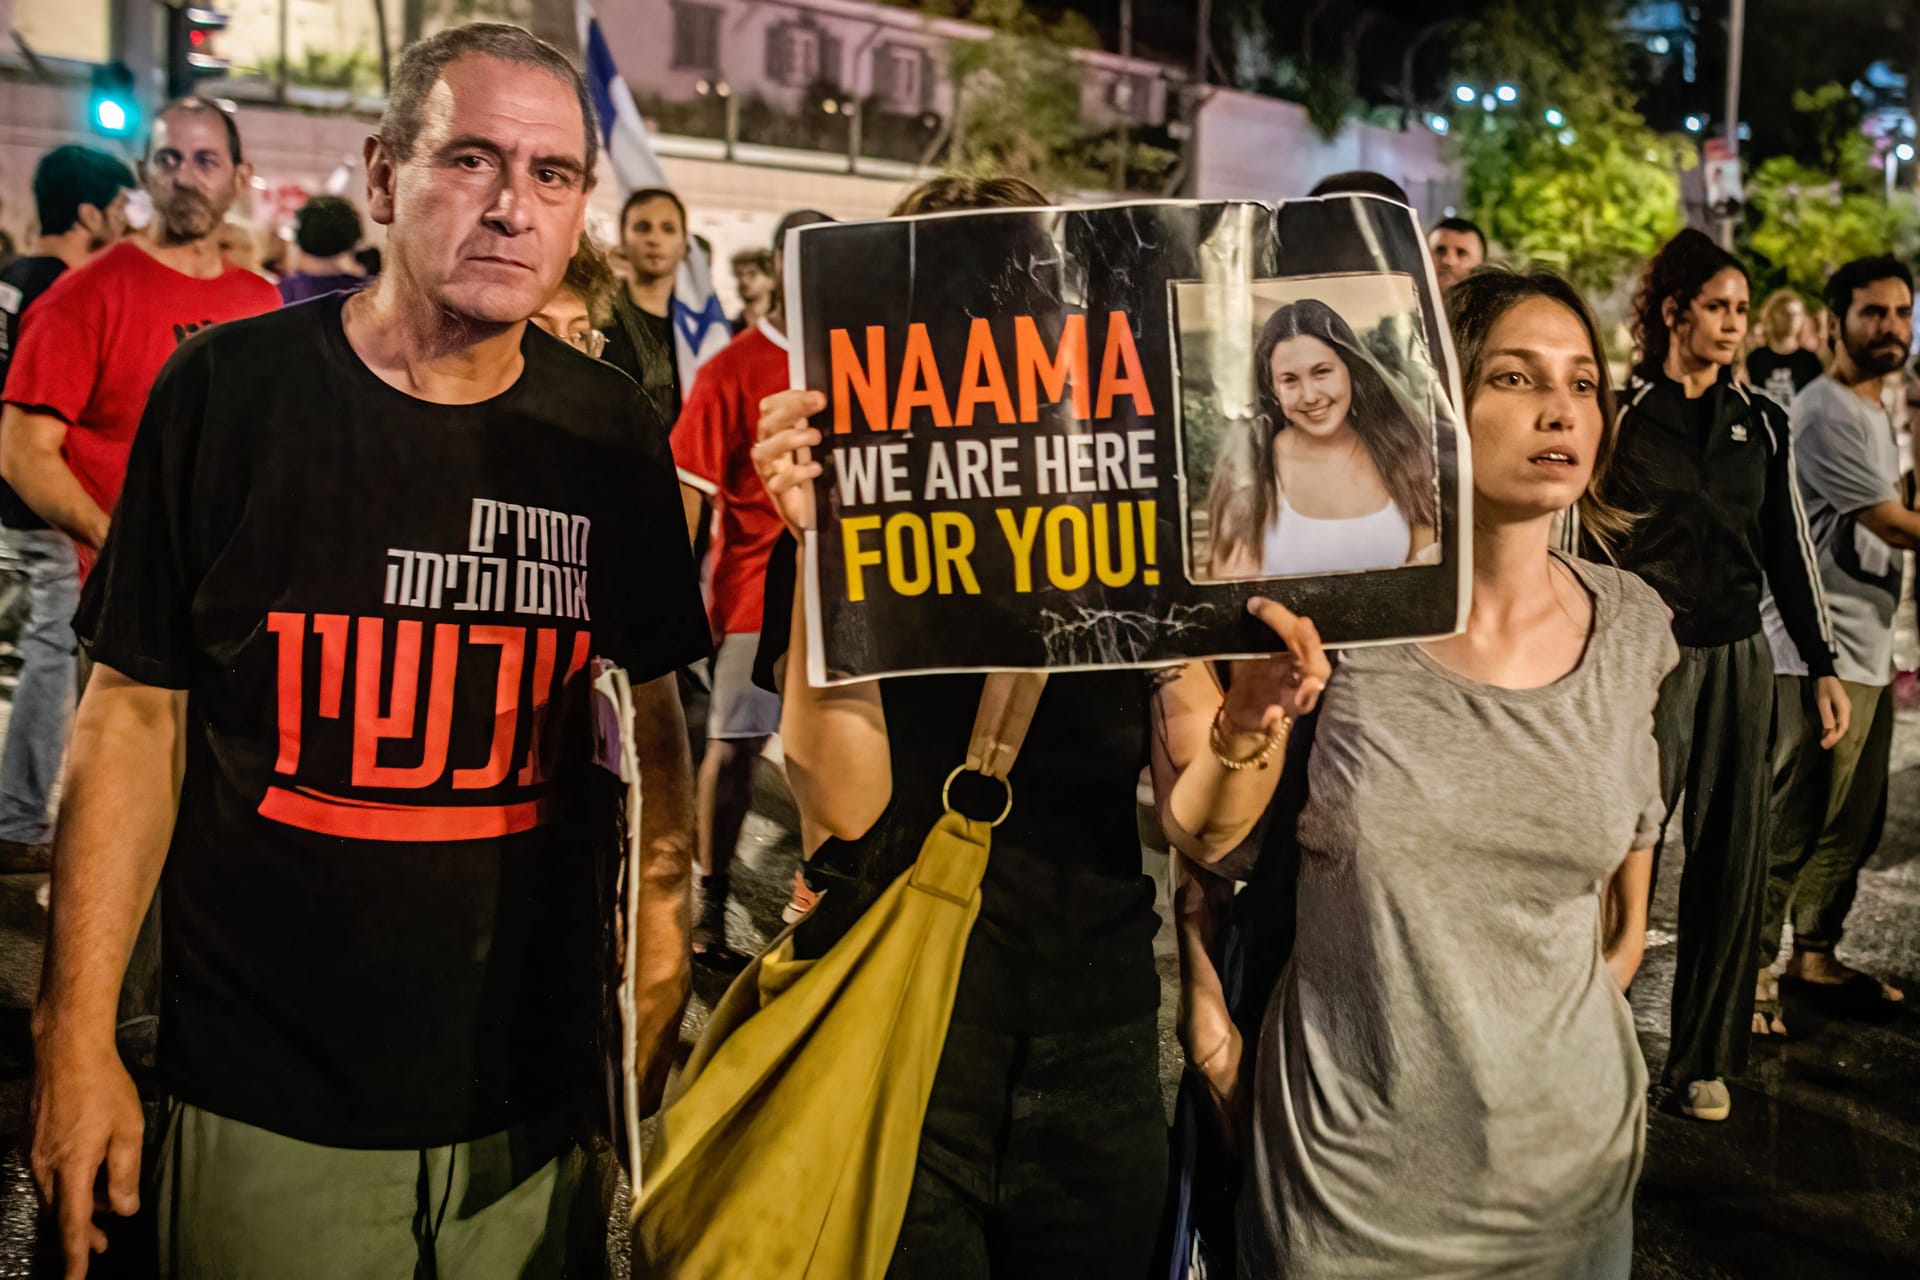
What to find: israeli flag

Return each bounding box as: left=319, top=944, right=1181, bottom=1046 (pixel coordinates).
left=577, top=1, right=732, bottom=391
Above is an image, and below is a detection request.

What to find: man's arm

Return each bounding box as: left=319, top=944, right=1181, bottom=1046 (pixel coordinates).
left=1856, top=500, right=1920, bottom=551
left=626, top=670, right=697, bottom=1116
left=1759, top=408, right=1838, bottom=679
left=31, top=665, right=184, bottom=1279
left=0, top=406, right=112, bottom=549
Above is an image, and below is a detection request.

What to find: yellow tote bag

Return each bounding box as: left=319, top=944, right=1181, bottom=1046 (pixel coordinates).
left=631, top=673, right=1045, bottom=1280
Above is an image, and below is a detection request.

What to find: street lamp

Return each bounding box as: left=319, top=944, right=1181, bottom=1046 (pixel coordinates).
left=1454, top=84, right=1477, bottom=104
left=1495, top=84, right=1518, bottom=103
left=1890, top=142, right=1916, bottom=201
left=1544, top=108, right=1565, bottom=127
left=1427, top=114, right=1450, bottom=136
left=1684, top=115, right=1705, bottom=134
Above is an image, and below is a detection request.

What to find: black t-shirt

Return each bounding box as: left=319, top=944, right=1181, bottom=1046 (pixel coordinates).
left=758, top=534, right=1161, bottom=1033
left=1745, top=346, right=1823, bottom=408
left=0, top=255, right=68, bottom=529
left=603, top=297, right=681, bottom=431
left=76, top=295, right=709, bottom=1148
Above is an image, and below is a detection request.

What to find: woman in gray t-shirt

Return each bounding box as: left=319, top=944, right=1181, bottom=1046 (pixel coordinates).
left=1179, top=270, right=1679, bottom=1278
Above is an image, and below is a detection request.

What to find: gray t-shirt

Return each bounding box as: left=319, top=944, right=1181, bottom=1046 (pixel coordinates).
left=1241, top=555, right=1677, bottom=1278
left=1761, top=376, right=1902, bottom=686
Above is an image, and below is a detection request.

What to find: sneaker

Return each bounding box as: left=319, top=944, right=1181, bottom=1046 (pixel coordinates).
left=1680, top=1078, right=1731, bottom=1122
left=781, top=868, right=822, bottom=925
left=0, top=839, right=51, bottom=874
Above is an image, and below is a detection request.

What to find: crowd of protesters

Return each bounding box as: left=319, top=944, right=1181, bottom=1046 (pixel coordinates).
left=0, top=16, right=1912, bottom=1280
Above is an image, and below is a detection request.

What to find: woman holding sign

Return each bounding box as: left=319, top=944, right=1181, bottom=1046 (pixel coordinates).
left=1205, top=298, right=1439, bottom=578
left=1179, top=269, right=1674, bottom=1277
left=745, top=179, right=1331, bottom=1280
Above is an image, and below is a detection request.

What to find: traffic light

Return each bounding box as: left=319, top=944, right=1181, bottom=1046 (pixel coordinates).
left=165, top=3, right=231, bottom=99
left=89, top=61, right=140, bottom=138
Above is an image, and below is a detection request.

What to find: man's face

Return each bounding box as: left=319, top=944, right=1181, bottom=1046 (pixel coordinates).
left=1429, top=228, right=1484, bottom=292
left=1839, top=278, right=1915, bottom=378
left=623, top=196, right=686, bottom=284
left=734, top=263, right=772, bottom=306
left=368, top=56, right=591, bottom=327
left=146, top=109, right=249, bottom=244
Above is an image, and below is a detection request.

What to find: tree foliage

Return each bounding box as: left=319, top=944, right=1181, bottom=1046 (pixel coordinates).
left=929, top=0, right=1174, bottom=193
left=1453, top=1, right=1691, bottom=294
left=1743, top=85, right=1920, bottom=297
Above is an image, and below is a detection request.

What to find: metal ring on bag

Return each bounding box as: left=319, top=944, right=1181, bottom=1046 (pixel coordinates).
left=942, top=765, right=1014, bottom=827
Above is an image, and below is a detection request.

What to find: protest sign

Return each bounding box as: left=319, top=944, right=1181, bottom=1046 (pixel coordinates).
left=784, top=197, right=1468, bottom=685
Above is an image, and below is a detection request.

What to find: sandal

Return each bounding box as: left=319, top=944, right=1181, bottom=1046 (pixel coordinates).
left=1752, top=969, right=1789, bottom=1038
left=1784, top=949, right=1907, bottom=1005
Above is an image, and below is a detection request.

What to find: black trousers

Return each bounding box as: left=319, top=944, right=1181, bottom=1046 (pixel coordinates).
left=1651, top=632, right=1775, bottom=1087
left=885, top=1013, right=1167, bottom=1280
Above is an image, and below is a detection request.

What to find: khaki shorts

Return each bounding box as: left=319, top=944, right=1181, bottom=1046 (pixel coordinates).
left=708, top=631, right=781, bottom=740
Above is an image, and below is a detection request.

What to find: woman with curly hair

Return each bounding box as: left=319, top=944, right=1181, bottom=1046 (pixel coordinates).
left=1596, top=228, right=1844, bottom=1123
left=1205, top=298, right=1438, bottom=578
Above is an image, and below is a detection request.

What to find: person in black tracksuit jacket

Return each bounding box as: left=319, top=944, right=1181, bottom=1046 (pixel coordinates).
left=1596, top=231, right=1843, bottom=1124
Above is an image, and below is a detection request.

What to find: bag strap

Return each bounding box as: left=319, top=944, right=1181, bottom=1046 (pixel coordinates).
left=966, top=672, right=1047, bottom=779
left=940, top=672, right=1047, bottom=827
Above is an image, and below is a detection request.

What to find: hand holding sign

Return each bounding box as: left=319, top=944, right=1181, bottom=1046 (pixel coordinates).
left=1223, top=598, right=1331, bottom=730
left=753, top=389, right=826, bottom=534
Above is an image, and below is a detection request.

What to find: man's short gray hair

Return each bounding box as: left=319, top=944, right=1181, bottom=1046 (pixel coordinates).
left=380, top=22, right=598, bottom=176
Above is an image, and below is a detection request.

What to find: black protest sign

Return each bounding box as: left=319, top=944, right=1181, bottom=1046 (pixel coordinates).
left=784, top=197, right=1467, bottom=685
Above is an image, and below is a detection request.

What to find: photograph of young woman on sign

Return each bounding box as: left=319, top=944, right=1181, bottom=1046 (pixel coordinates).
left=1184, top=276, right=1443, bottom=581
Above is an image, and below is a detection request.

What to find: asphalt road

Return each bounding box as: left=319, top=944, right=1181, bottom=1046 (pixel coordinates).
left=0, top=698, right=1915, bottom=1276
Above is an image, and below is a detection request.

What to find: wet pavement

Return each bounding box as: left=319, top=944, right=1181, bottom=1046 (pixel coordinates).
left=0, top=698, right=1917, bottom=1275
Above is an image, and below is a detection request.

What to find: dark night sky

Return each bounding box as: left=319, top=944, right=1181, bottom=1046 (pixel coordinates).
left=1040, top=1, right=1917, bottom=154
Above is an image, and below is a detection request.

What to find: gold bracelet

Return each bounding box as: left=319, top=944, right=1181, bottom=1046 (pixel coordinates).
left=1191, top=1031, right=1236, bottom=1076
left=1209, top=705, right=1290, bottom=771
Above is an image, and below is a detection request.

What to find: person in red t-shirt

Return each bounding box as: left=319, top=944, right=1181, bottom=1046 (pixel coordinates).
left=672, top=208, right=830, bottom=966
left=0, top=97, right=280, bottom=580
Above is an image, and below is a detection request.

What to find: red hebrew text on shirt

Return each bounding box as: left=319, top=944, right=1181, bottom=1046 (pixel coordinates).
left=257, top=498, right=593, bottom=841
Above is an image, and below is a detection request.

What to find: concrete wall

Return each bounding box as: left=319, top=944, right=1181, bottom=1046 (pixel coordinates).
left=1189, top=87, right=1461, bottom=219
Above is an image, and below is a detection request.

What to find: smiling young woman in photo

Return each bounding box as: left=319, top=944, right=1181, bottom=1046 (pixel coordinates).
left=1205, top=298, right=1438, bottom=578
left=1174, top=269, right=1673, bottom=1277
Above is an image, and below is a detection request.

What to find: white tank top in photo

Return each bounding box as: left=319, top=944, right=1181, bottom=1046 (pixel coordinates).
left=1260, top=494, right=1412, bottom=576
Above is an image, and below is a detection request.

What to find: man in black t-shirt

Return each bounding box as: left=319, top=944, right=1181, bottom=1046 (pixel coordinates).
left=30, top=24, right=706, bottom=1279
left=0, top=145, right=132, bottom=873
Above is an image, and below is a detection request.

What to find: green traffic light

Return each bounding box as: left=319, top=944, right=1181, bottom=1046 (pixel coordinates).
left=88, top=62, right=139, bottom=138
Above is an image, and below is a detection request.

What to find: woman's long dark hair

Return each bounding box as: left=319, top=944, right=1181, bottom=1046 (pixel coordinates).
left=1447, top=267, right=1635, bottom=552
left=1631, top=227, right=1748, bottom=376
left=1206, top=298, right=1438, bottom=571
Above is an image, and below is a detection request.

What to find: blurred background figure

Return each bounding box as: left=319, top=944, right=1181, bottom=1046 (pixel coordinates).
left=607, top=187, right=692, bottom=437
left=1428, top=216, right=1488, bottom=293
left=729, top=246, right=775, bottom=334
left=278, top=195, right=368, bottom=305
left=0, top=143, right=135, bottom=873
left=531, top=234, right=616, bottom=358
left=1747, top=289, right=1823, bottom=406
